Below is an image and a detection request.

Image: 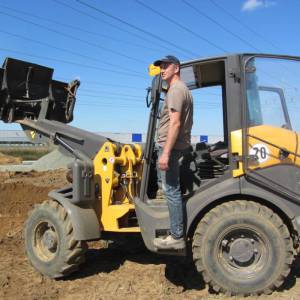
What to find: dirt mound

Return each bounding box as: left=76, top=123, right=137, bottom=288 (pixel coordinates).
left=0, top=170, right=68, bottom=239
left=0, top=170, right=67, bottom=216
left=0, top=152, right=22, bottom=165
left=0, top=170, right=299, bottom=300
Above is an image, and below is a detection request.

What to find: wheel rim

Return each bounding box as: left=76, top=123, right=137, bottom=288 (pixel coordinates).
left=33, top=221, right=59, bottom=262
left=217, top=225, right=270, bottom=279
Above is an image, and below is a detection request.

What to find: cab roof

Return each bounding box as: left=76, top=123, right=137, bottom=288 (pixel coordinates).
left=181, top=53, right=300, bottom=67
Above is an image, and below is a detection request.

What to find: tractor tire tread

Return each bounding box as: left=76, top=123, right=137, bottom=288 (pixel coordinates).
left=25, top=199, right=87, bottom=278
left=192, top=200, right=294, bottom=296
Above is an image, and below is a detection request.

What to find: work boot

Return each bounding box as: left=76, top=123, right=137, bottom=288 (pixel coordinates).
left=153, top=235, right=185, bottom=250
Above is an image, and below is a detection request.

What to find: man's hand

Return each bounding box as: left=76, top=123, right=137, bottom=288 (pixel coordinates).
left=159, top=152, right=170, bottom=170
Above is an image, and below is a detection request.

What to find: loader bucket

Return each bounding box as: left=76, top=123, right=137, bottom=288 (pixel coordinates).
left=0, top=57, right=79, bottom=123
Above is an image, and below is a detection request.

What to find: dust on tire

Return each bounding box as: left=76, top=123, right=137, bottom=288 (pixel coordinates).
left=192, top=200, right=294, bottom=296
left=24, top=199, right=87, bottom=278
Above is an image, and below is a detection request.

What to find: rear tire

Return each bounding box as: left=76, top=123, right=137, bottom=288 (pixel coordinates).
left=192, top=200, right=294, bottom=296
left=25, top=199, right=87, bottom=278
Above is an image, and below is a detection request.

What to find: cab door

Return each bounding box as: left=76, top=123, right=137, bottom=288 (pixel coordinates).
left=243, top=55, right=300, bottom=199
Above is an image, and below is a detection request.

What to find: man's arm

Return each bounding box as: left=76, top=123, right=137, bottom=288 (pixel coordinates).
left=159, top=109, right=181, bottom=170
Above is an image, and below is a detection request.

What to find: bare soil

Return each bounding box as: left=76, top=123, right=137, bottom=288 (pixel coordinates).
left=0, top=170, right=300, bottom=300
left=0, top=152, right=22, bottom=165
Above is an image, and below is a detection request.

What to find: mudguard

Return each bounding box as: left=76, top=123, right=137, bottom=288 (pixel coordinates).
left=186, top=176, right=241, bottom=234
left=48, top=190, right=101, bottom=241
left=186, top=176, right=300, bottom=236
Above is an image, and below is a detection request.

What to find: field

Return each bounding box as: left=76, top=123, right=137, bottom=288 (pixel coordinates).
left=0, top=169, right=300, bottom=300
left=0, top=146, right=51, bottom=161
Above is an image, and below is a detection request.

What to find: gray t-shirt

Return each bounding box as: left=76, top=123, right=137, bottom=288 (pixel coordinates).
left=157, top=80, right=193, bottom=150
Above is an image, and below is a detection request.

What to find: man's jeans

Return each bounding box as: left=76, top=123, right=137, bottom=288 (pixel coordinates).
left=158, top=146, right=184, bottom=239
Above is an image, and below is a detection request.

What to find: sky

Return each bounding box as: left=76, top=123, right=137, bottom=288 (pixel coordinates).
left=0, top=0, right=299, bottom=137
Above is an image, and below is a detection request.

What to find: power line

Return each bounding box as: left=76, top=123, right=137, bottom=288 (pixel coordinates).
left=79, top=89, right=143, bottom=98
left=52, top=0, right=190, bottom=58
left=79, top=88, right=222, bottom=103
left=77, top=96, right=145, bottom=107
left=79, top=93, right=220, bottom=109
left=178, top=3, right=295, bottom=88
left=0, top=3, right=163, bottom=54
left=78, top=98, right=143, bottom=105
left=78, top=93, right=143, bottom=101
left=0, top=10, right=147, bottom=65
left=0, top=29, right=145, bottom=76
left=209, top=0, right=283, bottom=53
left=56, top=77, right=143, bottom=90
left=135, top=0, right=227, bottom=53
left=77, top=101, right=219, bottom=110
left=0, top=47, right=145, bottom=78
left=181, top=0, right=261, bottom=52
left=77, top=103, right=145, bottom=109
left=75, top=0, right=199, bottom=58
left=178, top=2, right=296, bottom=89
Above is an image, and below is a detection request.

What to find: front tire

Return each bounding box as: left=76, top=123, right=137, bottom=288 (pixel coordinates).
left=25, top=199, right=87, bottom=278
left=192, top=200, right=294, bottom=296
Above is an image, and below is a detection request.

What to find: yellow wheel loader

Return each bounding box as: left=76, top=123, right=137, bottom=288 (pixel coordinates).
left=1, top=54, right=300, bottom=296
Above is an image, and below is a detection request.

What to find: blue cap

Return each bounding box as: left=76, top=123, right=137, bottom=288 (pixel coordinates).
left=153, top=55, right=180, bottom=66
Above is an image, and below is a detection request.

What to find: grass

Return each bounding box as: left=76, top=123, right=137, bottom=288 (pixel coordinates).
left=0, top=147, right=52, bottom=160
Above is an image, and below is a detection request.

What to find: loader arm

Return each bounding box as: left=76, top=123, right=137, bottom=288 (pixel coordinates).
left=0, top=57, right=108, bottom=206
left=0, top=57, right=144, bottom=240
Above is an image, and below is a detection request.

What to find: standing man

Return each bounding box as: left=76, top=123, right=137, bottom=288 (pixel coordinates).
left=153, top=55, right=193, bottom=250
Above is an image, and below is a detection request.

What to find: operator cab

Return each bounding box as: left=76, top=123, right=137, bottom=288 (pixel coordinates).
left=146, top=58, right=229, bottom=200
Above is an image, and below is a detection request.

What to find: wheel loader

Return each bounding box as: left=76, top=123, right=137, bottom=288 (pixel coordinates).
left=1, top=54, right=300, bottom=296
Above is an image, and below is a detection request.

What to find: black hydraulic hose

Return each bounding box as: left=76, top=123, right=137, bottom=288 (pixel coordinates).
left=54, top=134, right=92, bottom=163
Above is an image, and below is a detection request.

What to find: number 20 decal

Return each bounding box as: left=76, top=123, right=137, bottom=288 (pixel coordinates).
left=249, top=144, right=270, bottom=163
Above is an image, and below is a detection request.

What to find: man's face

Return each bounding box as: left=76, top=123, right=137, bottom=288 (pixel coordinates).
left=160, top=62, right=179, bottom=81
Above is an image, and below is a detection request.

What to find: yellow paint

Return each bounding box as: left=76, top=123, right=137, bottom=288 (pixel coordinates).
left=231, top=129, right=244, bottom=177
left=294, top=132, right=300, bottom=166
left=148, top=64, right=160, bottom=76
left=248, top=125, right=296, bottom=169
left=30, top=130, right=36, bottom=140
left=93, top=125, right=298, bottom=233
left=93, top=142, right=143, bottom=232
left=231, top=125, right=298, bottom=178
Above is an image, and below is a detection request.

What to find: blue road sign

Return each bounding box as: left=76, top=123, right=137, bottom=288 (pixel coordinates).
left=200, top=135, right=208, bottom=143
left=132, top=133, right=142, bottom=142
